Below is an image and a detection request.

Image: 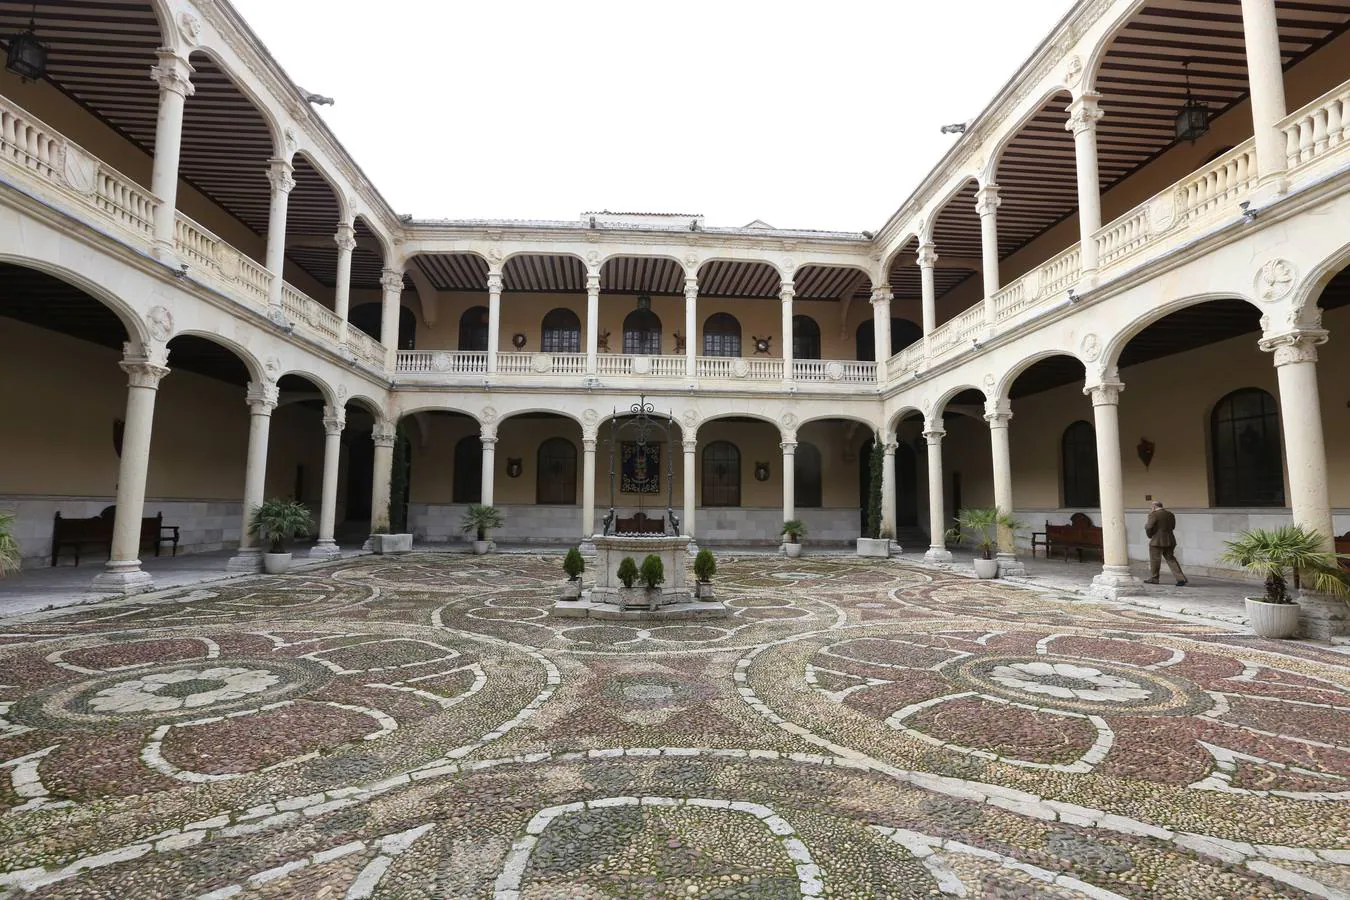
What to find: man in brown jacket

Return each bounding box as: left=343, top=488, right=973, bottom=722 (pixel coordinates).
left=1144, top=500, right=1187, bottom=586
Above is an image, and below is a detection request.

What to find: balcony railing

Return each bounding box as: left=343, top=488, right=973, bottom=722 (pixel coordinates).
left=1281, top=81, right=1350, bottom=174
left=793, top=359, right=877, bottom=383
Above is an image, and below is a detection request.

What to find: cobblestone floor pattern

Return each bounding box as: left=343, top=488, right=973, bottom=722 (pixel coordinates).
left=0, top=554, right=1347, bottom=898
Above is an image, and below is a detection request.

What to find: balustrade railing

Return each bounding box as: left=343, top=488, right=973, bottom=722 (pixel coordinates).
left=791, top=359, right=877, bottom=383
left=1282, top=81, right=1350, bottom=172
left=346, top=328, right=387, bottom=367
left=887, top=341, right=926, bottom=378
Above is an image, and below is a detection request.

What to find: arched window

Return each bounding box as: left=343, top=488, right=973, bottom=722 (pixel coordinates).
left=793, top=315, right=821, bottom=360
left=1211, top=388, right=1284, bottom=507
left=459, top=306, right=489, bottom=351
left=536, top=437, right=578, bottom=505
left=795, top=442, right=822, bottom=508
left=1061, top=420, right=1099, bottom=508
left=623, top=308, right=662, bottom=355
left=453, top=435, right=483, bottom=503
left=702, top=441, right=741, bottom=507
left=703, top=313, right=742, bottom=357
left=541, top=308, right=581, bottom=353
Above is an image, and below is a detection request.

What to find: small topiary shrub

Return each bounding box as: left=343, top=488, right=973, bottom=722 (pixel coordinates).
left=563, top=547, right=585, bottom=581
left=694, top=548, right=716, bottom=583
left=640, top=554, right=665, bottom=589
left=617, top=556, right=639, bottom=589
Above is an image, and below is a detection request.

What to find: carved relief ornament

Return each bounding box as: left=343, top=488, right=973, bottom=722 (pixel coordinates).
left=1255, top=259, right=1297, bottom=303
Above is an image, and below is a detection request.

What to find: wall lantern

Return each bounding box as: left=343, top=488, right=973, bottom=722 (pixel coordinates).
left=636, top=293, right=652, bottom=311
left=1174, top=60, right=1210, bottom=144
left=5, top=5, right=48, bottom=83
left=754, top=462, right=771, bottom=482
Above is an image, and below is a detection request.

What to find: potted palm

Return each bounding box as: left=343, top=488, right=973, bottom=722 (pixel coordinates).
left=947, top=507, right=1022, bottom=579
left=782, top=519, right=807, bottom=559
left=561, top=546, right=585, bottom=600
left=694, top=548, right=717, bottom=600
left=249, top=499, right=313, bottom=574
left=461, top=504, right=504, bottom=555
left=1220, top=524, right=1349, bottom=639
left=0, top=511, right=21, bottom=577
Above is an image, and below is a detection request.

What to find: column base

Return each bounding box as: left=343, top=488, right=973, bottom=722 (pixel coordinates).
left=1088, top=565, right=1142, bottom=601
left=924, top=546, right=953, bottom=564
left=361, top=535, right=375, bottom=552
left=90, top=560, right=155, bottom=595
left=309, top=540, right=341, bottom=558
left=226, top=550, right=263, bottom=574
left=889, top=540, right=904, bottom=555
left=996, top=552, right=1026, bottom=577
left=580, top=538, right=597, bottom=554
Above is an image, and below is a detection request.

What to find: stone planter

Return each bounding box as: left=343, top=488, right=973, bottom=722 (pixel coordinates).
left=696, top=581, right=717, bottom=600
left=472, top=540, right=491, bottom=555
left=856, top=538, right=890, bottom=558
left=263, top=552, right=292, bottom=574
left=972, top=557, right=999, bottom=579
left=785, top=542, right=802, bottom=559
left=1245, top=597, right=1301, bottom=639
left=560, top=579, right=582, bottom=600
left=372, top=533, right=412, bottom=555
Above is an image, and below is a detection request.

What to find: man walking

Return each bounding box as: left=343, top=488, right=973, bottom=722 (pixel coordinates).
left=1144, top=500, right=1187, bottom=586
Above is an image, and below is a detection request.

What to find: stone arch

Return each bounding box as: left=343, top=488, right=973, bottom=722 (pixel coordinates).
left=1291, top=242, right=1350, bottom=324
left=985, top=85, right=1074, bottom=182
left=291, top=149, right=350, bottom=223
left=184, top=46, right=286, bottom=159
left=882, top=229, right=923, bottom=274
left=927, top=383, right=988, bottom=422
left=1100, top=292, right=1262, bottom=375
left=396, top=403, right=480, bottom=424
left=345, top=393, right=385, bottom=418
left=167, top=329, right=266, bottom=383
left=354, top=213, right=393, bottom=265
left=994, top=349, right=1088, bottom=404
left=795, top=412, right=879, bottom=432
left=886, top=405, right=925, bottom=434
left=1081, top=0, right=1151, bottom=96
left=0, top=254, right=150, bottom=347
left=690, top=411, right=776, bottom=439
left=496, top=407, right=584, bottom=429
left=276, top=368, right=337, bottom=407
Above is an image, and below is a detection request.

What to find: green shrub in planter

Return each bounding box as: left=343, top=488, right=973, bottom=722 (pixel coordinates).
left=640, top=554, right=665, bottom=589
left=617, top=557, right=638, bottom=588
left=563, top=547, right=585, bottom=581
left=693, top=548, right=716, bottom=582
left=461, top=504, right=505, bottom=542
left=781, top=519, right=807, bottom=543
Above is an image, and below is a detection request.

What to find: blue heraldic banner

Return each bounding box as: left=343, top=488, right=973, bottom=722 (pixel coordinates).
left=621, top=441, right=660, bottom=494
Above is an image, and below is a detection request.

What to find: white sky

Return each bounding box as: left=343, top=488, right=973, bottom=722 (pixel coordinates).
left=230, top=0, right=1073, bottom=233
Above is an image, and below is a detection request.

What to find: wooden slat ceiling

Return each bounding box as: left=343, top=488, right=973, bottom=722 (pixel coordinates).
left=886, top=238, right=978, bottom=302
left=502, top=254, right=585, bottom=292
left=794, top=265, right=870, bottom=301
left=601, top=257, right=684, bottom=295
left=696, top=261, right=781, bottom=298
left=415, top=253, right=489, bottom=292
left=929, top=181, right=983, bottom=259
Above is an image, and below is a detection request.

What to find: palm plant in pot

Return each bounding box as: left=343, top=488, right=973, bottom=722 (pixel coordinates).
left=461, top=504, right=504, bottom=555
left=249, top=499, right=313, bottom=574
left=782, top=519, right=807, bottom=558
left=0, top=511, right=22, bottom=577
left=1219, top=524, right=1348, bottom=639
left=946, top=507, right=1022, bottom=579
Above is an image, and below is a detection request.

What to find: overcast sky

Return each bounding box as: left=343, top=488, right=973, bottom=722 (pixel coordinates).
left=230, top=0, right=1073, bottom=233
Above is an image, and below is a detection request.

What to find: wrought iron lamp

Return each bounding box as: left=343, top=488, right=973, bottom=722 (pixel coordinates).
left=5, top=3, right=48, bottom=83
left=1174, top=60, right=1209, bottom=144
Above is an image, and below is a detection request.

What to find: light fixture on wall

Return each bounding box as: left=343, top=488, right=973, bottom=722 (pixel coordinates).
left=1174, top=60, right=1210, bottom=144
left=5, top=3, right=48, bottom=82
left=636, top=293, right=652, bottom=311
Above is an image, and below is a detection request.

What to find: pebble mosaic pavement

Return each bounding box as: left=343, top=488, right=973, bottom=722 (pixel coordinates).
left=0, top=554, right=1347, bottom=898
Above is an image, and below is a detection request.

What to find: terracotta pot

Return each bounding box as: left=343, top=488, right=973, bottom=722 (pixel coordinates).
left=1245, top=596, right=1300, bottom=639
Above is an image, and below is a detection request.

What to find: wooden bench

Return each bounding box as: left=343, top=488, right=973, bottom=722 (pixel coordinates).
left=1032, top=512, right=1103, bottom=562
left=51, top=507, right=179, bottom=566
left=615, top=512, right=665, bottom=535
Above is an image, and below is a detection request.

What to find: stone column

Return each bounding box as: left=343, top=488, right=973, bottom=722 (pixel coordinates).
left=486, top=269, right=503, bottom=375
left=923, top=427, right=952, bottom=563
left=264, top=158, right=295, bottom=313
left=976, top=183, right=1001, bottom=328
left=918, top=242, right=938, bottom=365
left=1066, top=94, right=1104, bottom=282
left=370, top=420, right=396, bottom=536
left=311, top=406, right=345, bottom=557
left=479, top=424, right=498, bottom=507
left=379, top=267, right=404, bottom=373
left=780, top=281, right=795, bottom=381
left=781, top=437, right=797, bottom=526
left=684, top=274, right=698, bottom=377
left=227, top=380, right=278, bottom=573
left=1241, top=0, right=1289, bottom=187
left=870, top=284, right=893, bottom=382
left=580, top=431, right=598, bottom=551
left=1086, top=381, right=1139, bottom=599
left=148, top=50, right=193, bottom=259
left=91, top=344, right=170, bottom=594
left=1261, top=329, right=1334, bottom=543
left=683, top=438, right=698, bottom=552
left=881, top=434, right=897, bottom=540
left=585, top=266, right=600, bottom=375
left=333, top=221, right=356, bottom=342
left=984, top=400, right=1025, bottom=576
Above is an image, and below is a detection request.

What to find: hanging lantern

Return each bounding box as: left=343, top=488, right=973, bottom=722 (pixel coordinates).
left=1174, top=60, right=1209, bottom=144
left=5, top=5, right=48, bottom=83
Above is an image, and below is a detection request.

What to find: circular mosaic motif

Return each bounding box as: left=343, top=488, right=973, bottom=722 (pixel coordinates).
left=951, top=654, right=1211, bottom=716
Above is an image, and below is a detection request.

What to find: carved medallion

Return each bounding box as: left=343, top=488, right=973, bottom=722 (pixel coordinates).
left=681, top=408, right=699, bottom=429
left=479, top=406, right=498, bottom=424
left=780, top=412, right=799, bottom=430
left=432, top=352, right=453, bottom=373
left=732, top=358, right=750, bottom=378
left=532, top=353, right=551, bottom=374
left=582, top=408, right=599, bottom=427
left=144, top=306, right=174, bottom=342
left=825, top=361, right=845, bottom=381
left=1080, top=333, right=1101, bottom=362
left=1256, top=259, right=1296, bottom=302
left=61, top=145, right=97, bottom=196
left=214, top=245, right=241, bottom=280
left=632, top=356, right=651, bottom=375
left=1148, top=193, right=1177, bottom=234
left=1064, top=55, right=1083, bottom=86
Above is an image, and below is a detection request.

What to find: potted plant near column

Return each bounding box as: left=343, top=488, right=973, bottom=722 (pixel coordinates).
left=1220, top=524, right=1349, bottom=639
left=0, top=511, right=21, bottom=577
left=250, top=498, right=313, bottom=574
left=782, top=519, right=807, bottom=558
left=461, top=504, right=505, bottom=555
left=946, top=507, right=1022, bottom=579
left=694, top=548, right=717, bottom=600
left=856, top=441, right=890, bottom=558
left=561, top=546, right=585, bottom=600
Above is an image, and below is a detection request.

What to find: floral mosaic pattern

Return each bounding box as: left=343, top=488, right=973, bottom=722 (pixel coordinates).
left=0, top=553, right=1346, bottom=898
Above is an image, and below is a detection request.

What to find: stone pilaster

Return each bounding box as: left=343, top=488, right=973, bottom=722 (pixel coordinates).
left=923, top=427, right=952, bottom=563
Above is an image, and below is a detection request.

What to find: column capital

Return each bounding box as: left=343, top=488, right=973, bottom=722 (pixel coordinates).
left=916, top=242, right=939, bottom=268
left=586, top=271, right=601, bottom=293
left=322, top=406, right=346, bottom=437
left=265, top=158, right=295, bottom=195
left=780, top=440, right=798, bottom=454
left=120, top=357, right=171, bottom=390
left=246, top=380, right=279, bottom=415
left=1259, top=328, right=1328, bottom=367
left=983, top=399, right=1013, bottom=426
left=372, top=420, right=397, bottom=447
left=922, top=428, right=946, bottom=445
left=582, top=437, right=598, bottom=452
left=150, top=49, right=194, bottom=98
left=479, top=424, right=498, bottom=445
left=682, top=439, right=698, bottom=454
left=380, top=268, right=405, bottom=294
left=1084, top=381, right=1124, bottom=406
left=870, top=284, right=893, bottom=305
left=883, top=440, right=898, bottom=455
left=779, top=282, right=795, bottom=303
left=684, top=275, right=698, bottom=300
left=1065, top=93, right=1104, bottom=135
left=334, top=221, right=357, bottom=252
left=486, top=272, right=504, bottom=294
left=975, top=183, right=1001, bottom=217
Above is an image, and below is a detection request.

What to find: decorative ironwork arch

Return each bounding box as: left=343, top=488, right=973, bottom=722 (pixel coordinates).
left=605, top=395, right=678, bottom=535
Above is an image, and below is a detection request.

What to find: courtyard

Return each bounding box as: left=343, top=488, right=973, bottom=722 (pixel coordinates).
left=0, top=553, right=1345, bottom=898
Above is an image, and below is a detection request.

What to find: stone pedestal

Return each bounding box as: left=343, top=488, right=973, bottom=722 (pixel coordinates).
left=553, top=533, right=728, bottom=619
